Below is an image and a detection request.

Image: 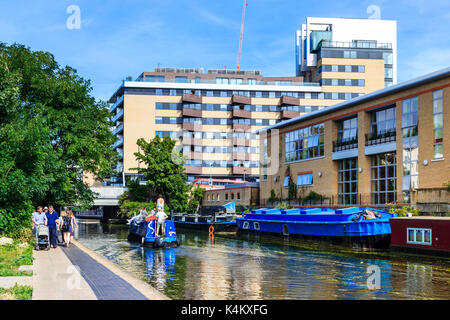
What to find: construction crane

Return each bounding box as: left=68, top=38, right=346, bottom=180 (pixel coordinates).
left=236, top=0, right=248, bottom=70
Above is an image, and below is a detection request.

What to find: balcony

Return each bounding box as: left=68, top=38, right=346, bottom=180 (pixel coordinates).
left=183, top=151, right=202, bottom=160
left=232, top=108, right=252, bottom=119
left=365, top=130, right=397, bottom=155
left=233, top=137, right=250, bottom=146
left=111, top=109, right=123, bottom=123
left=281, top=109, right=300, bottom=119
left=233, top=152, right=250, bottom=161
left=112, top=123, right=123, bottom=136
left=232, top=166, right=251, bottom=175
left=231, top=94, right=251, bottom=105
left=317, top=40, right=393, bottom=50
left=182, top=93, right=202, bottom=104
left=183, top=107, right=202, bottom=118
left=112, top=136, right=123, bottom=149
left=280, top=95, right=300, bottom=106
left=332, top=138, right=358, bottom=160
left=184, top=166, right=203, bottom=174
left=182, top=136, right=202, bottom=146
left=233, top=123, right=251, bottom=132
left=183, top=122, right=202, bottom=131
left=110, top=95, right=123, bottom=113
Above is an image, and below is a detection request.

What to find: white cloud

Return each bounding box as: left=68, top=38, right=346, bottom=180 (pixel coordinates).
left=399, top=47, right=450, bottom=82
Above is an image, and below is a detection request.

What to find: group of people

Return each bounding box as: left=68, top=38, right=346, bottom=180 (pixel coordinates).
left=136, top=195, right=168, bottom=237
left=31, top=205, right=78, bottom=249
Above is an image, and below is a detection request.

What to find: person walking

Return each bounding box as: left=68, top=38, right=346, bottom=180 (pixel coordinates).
left=45, top=206, right=60, bottom=248
left=60, top=211, right=73, bottom=248
left=32, top=206, right=47, bottom=245
left=67, top=209, right=78, bottom=243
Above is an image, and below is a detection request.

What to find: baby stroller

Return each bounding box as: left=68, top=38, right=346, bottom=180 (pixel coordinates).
left=36, top=225, right=50, bottom=251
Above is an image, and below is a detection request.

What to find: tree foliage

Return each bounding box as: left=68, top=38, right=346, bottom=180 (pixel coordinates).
left=0, top=43, right=118, bottom=237
left=132, top=136, right=189, bottom=213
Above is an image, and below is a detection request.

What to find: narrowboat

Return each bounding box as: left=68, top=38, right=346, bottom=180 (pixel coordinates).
left=127, top=216, right=180, bottom=248
left=236, top=207, right=396, bottom=248
left=172, top=201, right=239, bottom=232
left=172, top=213, right=238, bottom=232
left=390, top=216, right=450, bottom=257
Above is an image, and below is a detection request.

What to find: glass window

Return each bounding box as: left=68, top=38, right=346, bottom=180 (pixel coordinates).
left=283, top=176, right=290, bottom=187
left=297, top=173, right=313, bottom=186
left=371, top=152, right=396, bottom=204
left=175, top=76, right=187, bottom=83
left=433, top=90, right=444, bottom=159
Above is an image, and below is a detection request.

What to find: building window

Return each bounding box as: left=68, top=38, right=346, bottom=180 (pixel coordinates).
left=283, top=175, right=290, bottom=187
left=175, top=76, right=187, bottom=83
left=296, top=172, right=313, bottom=186
left=231, top=193, right=234, bottom=200
left=337, top=117, right=358, bottom=144
left=225, top=193, right=228, bottom=201
left=285, top=123, right=324, bottom=163
left=407, top=228, right=432, bottom=245
left=433, top=90, right=444, bottom=159
left=338, top=158, right=358, bottom=205
left=371, top=152, right=396, bottom=204
left=402, top=97, right=418, bottom=138
left=237, top=192, right=241, bottom=200
left=262, top=138, right=268, bottom=180
left=370, top=106, right=396, bottom=138
left=145, top=75, right=165, bottom=82
left=402, top=147, right=419, bottom=203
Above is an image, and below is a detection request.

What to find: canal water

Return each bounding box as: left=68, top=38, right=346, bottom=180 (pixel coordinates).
left=75, top=220, right=450, bottom=300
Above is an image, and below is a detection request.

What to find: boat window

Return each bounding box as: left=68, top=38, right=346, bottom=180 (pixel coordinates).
left=253, top=222, right=260, bottom=230
left=407, top=228, right=432, bottom=245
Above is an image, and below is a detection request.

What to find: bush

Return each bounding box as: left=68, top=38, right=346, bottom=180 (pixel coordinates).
left=303, top=191, right=325, bottom=202
left=0, top=203, right=33, bottom=240
left=275, top=202, right=292, bottom=209
left=389, top=206, right=420, bottom=217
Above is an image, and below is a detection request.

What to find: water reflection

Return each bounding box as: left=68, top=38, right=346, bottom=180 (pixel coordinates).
left=75, top=220, right=450, bottom=300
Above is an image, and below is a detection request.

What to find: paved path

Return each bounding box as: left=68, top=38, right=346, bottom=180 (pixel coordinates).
left=32, top=241, right=168, bottom=300
left=32, top=246, right=97, bottom=300
left=0, top=276, right=32, bottom=289
left=61, top=245, right=148, bottom=300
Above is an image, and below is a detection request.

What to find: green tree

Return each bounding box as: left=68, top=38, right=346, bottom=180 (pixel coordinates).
left=188, top=186, right=205, bottom=214
left=0, top=43, right=118, bottom=209
left=132, top=136, right=189, bottom=213
left=0, top=43, right=118, bottom=238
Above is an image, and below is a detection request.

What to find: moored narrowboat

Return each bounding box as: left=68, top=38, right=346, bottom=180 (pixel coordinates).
left=390, top=216, right=450, bottom=257
left=128, top=216, right=180, bottom=248
left=236, top=207, right=396, bottom=248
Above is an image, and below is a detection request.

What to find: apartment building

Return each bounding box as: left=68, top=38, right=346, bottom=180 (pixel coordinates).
left=258, top=67, right=449, bottom=211
left=296, top=17, right=397, bottom=88
left=107, top=66, right=384, bottom=186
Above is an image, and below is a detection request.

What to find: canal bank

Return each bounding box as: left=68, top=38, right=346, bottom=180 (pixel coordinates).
left=32, top=240, right=168, bottom=300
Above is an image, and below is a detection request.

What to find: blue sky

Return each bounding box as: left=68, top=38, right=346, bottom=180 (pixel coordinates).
left=1, top=0, right=449, bottom=101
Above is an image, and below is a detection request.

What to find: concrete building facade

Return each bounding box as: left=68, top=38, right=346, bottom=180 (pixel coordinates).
left=258, top=68, right=450, bottom=212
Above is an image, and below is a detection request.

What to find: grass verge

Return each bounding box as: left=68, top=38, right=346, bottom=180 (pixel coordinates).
left=0, top=284, right=32, bottom=300
left=0, top=242, right=34, bottom=277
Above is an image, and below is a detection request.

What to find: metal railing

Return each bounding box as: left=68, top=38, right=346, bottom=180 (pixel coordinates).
left=318, top=40, right=392, bottom=50
left=135, top=77, right=320, bottom=87
left=333, top=138, right=358, bottom=152
left=365, top=130, right=396, bottom=146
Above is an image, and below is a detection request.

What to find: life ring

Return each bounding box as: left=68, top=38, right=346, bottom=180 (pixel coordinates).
left=208, top=225, right=214, bottom=236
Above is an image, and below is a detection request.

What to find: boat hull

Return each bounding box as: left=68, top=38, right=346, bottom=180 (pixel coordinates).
left=236, top=207, right=395, bottom=249
left=128, top=219, right=180, bottom=248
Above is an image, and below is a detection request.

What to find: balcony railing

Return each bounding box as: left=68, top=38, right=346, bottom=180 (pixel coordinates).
left=111, top=109, right=123, bottom=123
left=109, top=95, right=123, bottom=113
left=112, top=123, right=123, bottom=136
left=135, top=77, right=321, bottom=87
left=333, top=138, right=358, bottom=152
left=365, top=130, right=396, bottom=146
left=112, top=137, right=123, bottom=149
left=318, top=40, right=393, bottom=50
